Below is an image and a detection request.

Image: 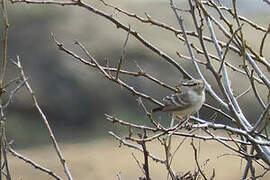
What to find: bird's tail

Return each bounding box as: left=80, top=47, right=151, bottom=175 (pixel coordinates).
left=152, top=107, right=163, bottom=113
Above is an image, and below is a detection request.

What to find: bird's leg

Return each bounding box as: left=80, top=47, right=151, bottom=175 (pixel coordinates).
left=175, top=115, right=183, bottom=121
left=170, top=113, right=175, bottom=127
left=175, top=115, right=192, bottom=130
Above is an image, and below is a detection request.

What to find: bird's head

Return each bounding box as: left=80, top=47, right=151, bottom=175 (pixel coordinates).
left=180, top=79, right=205, bottom=94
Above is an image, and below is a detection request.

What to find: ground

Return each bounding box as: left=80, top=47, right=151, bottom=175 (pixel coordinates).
left=8, top=137, right=270, bottom=180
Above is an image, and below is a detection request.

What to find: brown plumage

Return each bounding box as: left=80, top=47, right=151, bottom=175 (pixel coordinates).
left=152, top=79, right=205, bottom=117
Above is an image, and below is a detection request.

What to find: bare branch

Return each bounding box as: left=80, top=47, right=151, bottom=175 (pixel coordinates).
left=52, top=34, right=164, bottom=106
left=170, top=0, right=229, bottom=111
left=6, top=0, right=270, bottom=178
left=108, top=131, right=165, bottom=163
left=116, top=26, right=130, bottom=80
left=9, top=0, right=77, bottom=6
left=202, top=1, right=269, bottom=33
left=251, top=101, right=270, bottom=133
left=161, top=138, right=177, bottom=180
left=190, top=139, right=208, bottom=180
left=259, top=25, right=270, bottom=57
left=218, top=24, right=243, bottom=74
left=0, top=0, right=9, bottom=84
left=13, top=56, right=73, bottom=180
left=2, top=77, right=28, bottom=109
left=8, top=146, right=62, bottom=180
left=131, top=153, right=144, bottom=176
left=138, top=133, right=151, bottom=180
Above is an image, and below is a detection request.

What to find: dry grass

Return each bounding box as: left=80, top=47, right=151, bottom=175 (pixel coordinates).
left=8, top=137, right=270, bottom=180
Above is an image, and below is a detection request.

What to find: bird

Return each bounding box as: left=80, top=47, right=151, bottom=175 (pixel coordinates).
left=152, top=79, right=206, bottom=119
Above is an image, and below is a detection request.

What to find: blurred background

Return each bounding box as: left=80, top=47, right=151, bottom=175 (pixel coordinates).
left=1, top=0, right=270, bottom=179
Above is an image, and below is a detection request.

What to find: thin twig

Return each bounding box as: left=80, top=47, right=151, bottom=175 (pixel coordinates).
left=192, top=117, right=270, bottom=145
left=131, top=153, right=144, bottom=175
left=1, top=126, right=11, bottom=180
left=203, top=103, right=236, bottom=123
left=161, top=138, right=177, bottom=180
left=201, top=0, right=270, bottom=85
left=137, top=97, right=160, bottom=129
left=52, top=34, right=163, bottom=106
left=176, top=52, right=207, bottom=65
left=100, top=0, right=266, bottom=72
left=2, top=77, right=21, bottom=89
left=171, top=0, right=229, bottom=111
left=245, top=42, right=270, bottom=76
left=235, top=86, right=251, bottom=100
left=169, top=129, right=196, bottom=170
left=0, top=1, right=10, bottom=179
left=138, top=133, right=151, bottom=180
left=116, top=171, right=122, bottom=180
left=13, top=56, right=73, bottom=180
left=190, top=43, right=264, bottom=84
left=242, top=146, right=255, bottom=180
left=51, top=33, right=177, bottom=92
left=202, top=1, right=268, bottom=33
left=2, top=78, right=28, bottom=109
left=8, top=146, right=62, bottom=180
left=249, top=70, right=265, bottom=109
left=218, top=24, right=243, bottom=74
left=9, top=0, right=77, bottom=5
left=0, top=0, right=9, bottom=84
left=75, top=0, right=190, bottom=78
left=190, top=139, right=208, bottom=180
left=115, top=25, right=130, bottom=80
left=259, top=25, right=270, bottom=57
left=251, top=101, right=270, bottom=133
left=108, top=131, right=165, bottom=163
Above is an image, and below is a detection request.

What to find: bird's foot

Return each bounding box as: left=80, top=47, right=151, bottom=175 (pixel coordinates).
left=175, top=115, right=193, bottom=130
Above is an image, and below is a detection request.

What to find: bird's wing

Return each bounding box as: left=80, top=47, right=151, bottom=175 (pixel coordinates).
left=161, top=92, right=192, bottom=112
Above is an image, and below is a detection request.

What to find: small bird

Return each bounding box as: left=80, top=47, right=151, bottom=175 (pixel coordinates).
left=152, top=79, right=206, bottom=119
